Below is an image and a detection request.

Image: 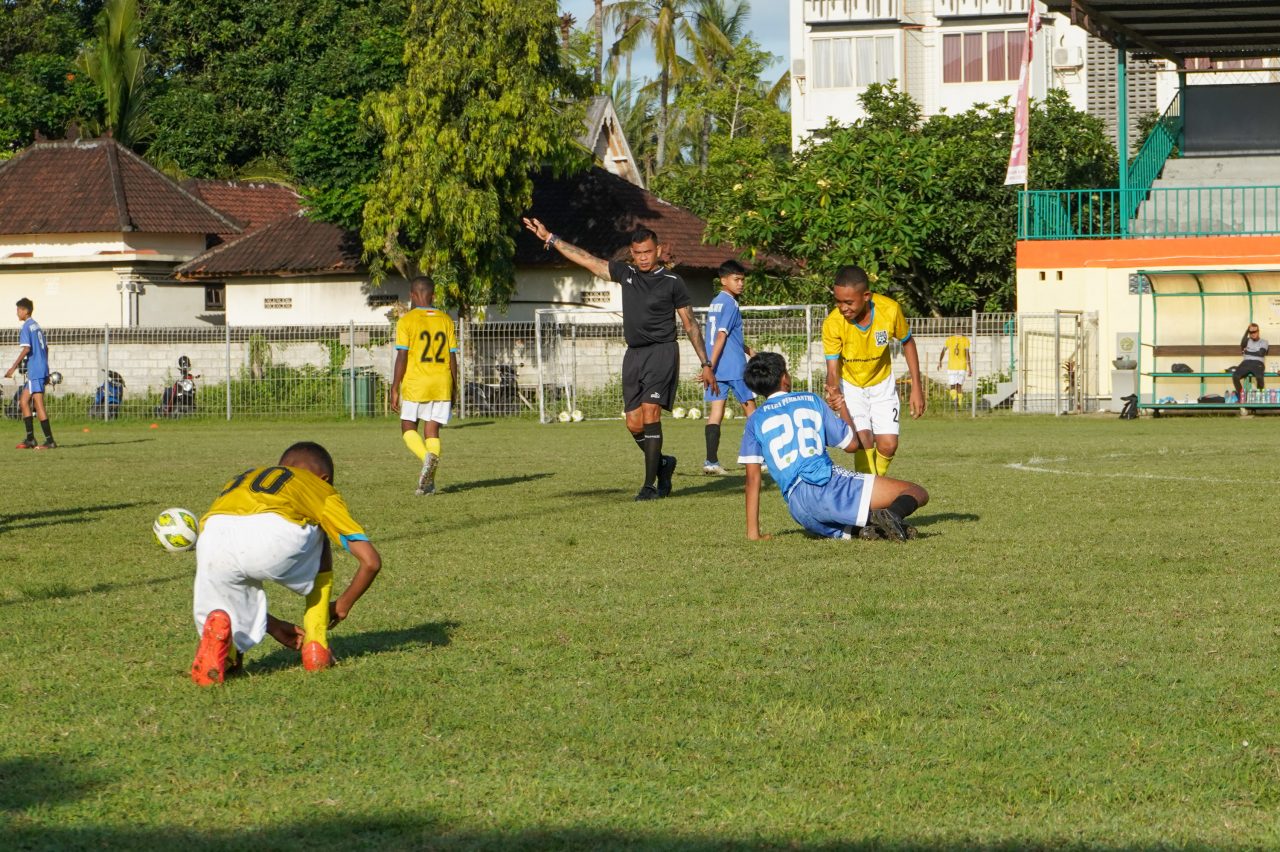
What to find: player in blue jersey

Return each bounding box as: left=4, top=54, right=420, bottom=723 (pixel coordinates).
left=738, top=352, right=927, bottom=541
left=702, top=260, right=757, bottom=474
left=5, top=298, right=56, bottom=450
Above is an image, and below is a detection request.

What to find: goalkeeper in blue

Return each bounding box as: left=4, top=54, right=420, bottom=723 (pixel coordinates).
left=738, top=352, right=928, bottom=541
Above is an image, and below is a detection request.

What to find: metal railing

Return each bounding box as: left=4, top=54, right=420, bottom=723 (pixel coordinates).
left=1018, top=185, right=1280, bottom=239
left=1124, top=90, right=1183, bottom=223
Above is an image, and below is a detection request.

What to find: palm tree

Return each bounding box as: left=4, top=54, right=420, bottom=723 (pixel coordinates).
left=684, top=0, right=750, bottom=167
left=605, top=0, right=697, bottom=169
left=594, top=0, right=605, bottom=86
left=76, top=0, right=148, bottom=147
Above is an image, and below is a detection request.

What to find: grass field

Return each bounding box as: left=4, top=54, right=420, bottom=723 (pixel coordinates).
left=3, top=412, right=1280, bottom=850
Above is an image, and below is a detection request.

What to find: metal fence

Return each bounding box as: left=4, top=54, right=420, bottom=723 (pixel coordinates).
left=0, top=310, right=1097, bottom=423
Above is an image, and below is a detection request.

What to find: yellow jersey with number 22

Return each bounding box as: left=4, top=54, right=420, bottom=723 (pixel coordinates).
left=822, top=293, right=911, bottom=387
left=396, top=306, right=458, bottom=402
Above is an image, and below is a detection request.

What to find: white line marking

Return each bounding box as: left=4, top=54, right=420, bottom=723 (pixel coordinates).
left=1005, top=460, right=1244, bottom=483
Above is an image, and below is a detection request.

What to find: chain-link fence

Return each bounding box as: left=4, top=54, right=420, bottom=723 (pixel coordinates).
left=0, top=310, right=1097, bottom=422
left=0, top=323, right=392, bottom=422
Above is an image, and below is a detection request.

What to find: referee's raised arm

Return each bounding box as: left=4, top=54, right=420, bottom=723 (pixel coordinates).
left=522, top=217, right=610, bottom=281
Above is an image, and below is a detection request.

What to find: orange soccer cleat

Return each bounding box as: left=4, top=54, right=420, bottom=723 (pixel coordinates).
left=191, top=609, right=233, bottom=686
left=301, top=641, right=333, bottom=672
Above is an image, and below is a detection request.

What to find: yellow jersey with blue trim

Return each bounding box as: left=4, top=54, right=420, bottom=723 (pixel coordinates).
left=202, top=465, right=368, bottom=549
left=943, top=335, right=970, bottom=370
left=822, top=293, right=911, bottom=387
left=395, top=306, right=458, bottom=402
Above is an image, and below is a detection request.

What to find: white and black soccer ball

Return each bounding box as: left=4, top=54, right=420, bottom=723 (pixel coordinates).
left=571, top=409, right=584, bottom=422
left=687, top=407, right=701, bottom=420
left=557, top=410, right=571, bottom=422
left=154, top=507, right=199, bottom=553
left=671, top=407, right=686, bottom=419
left=723, top=408, right=735, bottom=420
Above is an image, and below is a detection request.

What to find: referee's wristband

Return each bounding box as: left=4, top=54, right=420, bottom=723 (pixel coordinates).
left=544, top=234, right=559, bottom=250
left=702, top=361, right=712, bottom=368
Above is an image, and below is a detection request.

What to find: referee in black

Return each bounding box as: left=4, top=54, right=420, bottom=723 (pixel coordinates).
left=523, top=217, right=718, bottom=500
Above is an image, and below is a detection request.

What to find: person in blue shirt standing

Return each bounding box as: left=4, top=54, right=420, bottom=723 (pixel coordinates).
left=738, top=352, right=927, bottom=541
left=702, top=260, right=757, bottom=475
left=5, top=298, right=56, bottom=450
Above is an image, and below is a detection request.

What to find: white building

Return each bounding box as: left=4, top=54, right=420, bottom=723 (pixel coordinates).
left=788, top=0, right=1183, bottom=152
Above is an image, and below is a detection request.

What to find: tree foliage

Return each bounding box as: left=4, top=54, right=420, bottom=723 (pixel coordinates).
left=706, top=85, right=1117, bottom=314
left=361, top=0, right=591, bottom=314
left=76, top=0, right=148, bottom=146
left=0, top=0, right=102, bottom=154
left=141, top=0, right=405, bottom=195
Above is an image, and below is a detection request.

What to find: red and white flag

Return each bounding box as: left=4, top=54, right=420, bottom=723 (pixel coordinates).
left=1004, top=2, right=1041, bottom=185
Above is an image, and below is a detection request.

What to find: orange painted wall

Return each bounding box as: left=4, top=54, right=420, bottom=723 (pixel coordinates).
left=1017, top=236, right=1280, bottom=269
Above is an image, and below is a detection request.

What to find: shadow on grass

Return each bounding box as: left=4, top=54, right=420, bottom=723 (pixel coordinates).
left=6, top=574, right=181, bottom=607
left=443, top=472, right=554, bottom=494
left=250, top=620, right=458, bottom=674
left=0, top=755, right=105, bottom=813
left=43, top=438, right=157, bottom=449
left=1, top=815, right=1241, bottom=852
left=0, top=501, right=146, bottom=535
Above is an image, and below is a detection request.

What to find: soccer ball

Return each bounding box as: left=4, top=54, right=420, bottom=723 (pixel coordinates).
left=557, top=410, right=571, bottom=422
left=723, top=408, right=735, bottom=420
left=154, top=507, right=199, bottom=552
left=571, top=409, right=584, bottom=422
left=672, top=407, right=686, bottom=419
left=687, top=407, right=701, bottom=420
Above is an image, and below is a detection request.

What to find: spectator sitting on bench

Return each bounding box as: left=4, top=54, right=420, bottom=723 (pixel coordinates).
left=1232, top=323, right=1269, bottom=399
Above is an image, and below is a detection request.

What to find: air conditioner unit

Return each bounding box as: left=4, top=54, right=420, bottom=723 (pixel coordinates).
left=1052, top=46, right=1084, bottom=68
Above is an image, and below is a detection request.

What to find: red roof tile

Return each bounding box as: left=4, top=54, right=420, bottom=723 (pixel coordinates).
left=516, top=166, right=748, bottom=272
left=175, top=213, right=360, bottom=279
left=182, top=180, right=301, bottom=236
left=0, top=138, right=242, bottom=236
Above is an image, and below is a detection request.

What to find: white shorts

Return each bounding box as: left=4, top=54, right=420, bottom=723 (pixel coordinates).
left=947, top=370, right=968, bottom=387
left=193, top=513, right=325, bottom=652
left=842, top=375, right=900, bottom=436
left=401, top=400, right=451, bottom=424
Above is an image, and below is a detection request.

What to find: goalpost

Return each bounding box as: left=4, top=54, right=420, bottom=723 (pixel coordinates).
left=533, top=305, right=824, bottom=423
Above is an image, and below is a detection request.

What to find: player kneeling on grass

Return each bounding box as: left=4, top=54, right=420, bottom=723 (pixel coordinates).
left=738, top=352, right=928, bottom=542
left=191, top=441, right=382, bottom=686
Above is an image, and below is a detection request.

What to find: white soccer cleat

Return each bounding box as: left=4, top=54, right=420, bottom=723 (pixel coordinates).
left=702, top=462, right=727, bottom=475
left=415, top=453, right=439, bottom=496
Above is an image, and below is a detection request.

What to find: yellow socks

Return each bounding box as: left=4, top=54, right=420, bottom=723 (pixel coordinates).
left=402, top=430, right=427, bottom=461
left=303, top=570, right=333, bottom=649
left=854, top=447, right=875, bottom=474
left=873, top=449, right=893, bottom=476
left=424, top=437, right=441, bottom=458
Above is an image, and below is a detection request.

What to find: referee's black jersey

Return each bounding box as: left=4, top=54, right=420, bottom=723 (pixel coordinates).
left=608, top=259, right=693, bottom=348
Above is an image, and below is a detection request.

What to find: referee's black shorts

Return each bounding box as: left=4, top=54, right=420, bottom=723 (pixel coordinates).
left=622, top=341, right=679, bottom=412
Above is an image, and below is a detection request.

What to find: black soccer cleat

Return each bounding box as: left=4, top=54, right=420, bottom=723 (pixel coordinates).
left=869, top=508, right=909, bottom=542
left=35, top=439, right=56, bottom=450
left=856, top=524, right=881, bottom=541
left=634, top=485, right=660, bottom=502
left=15, top=439, right=36, bottom=450
left=656, top=455, right=677, bottom=497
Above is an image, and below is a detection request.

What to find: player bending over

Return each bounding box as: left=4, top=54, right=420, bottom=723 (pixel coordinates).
left=191, top=441, right=382, bottom=685
left=738, top=352, right=928, bottom=542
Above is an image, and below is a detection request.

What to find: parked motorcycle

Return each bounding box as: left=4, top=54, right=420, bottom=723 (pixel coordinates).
left=156, top=355, right=198, bottom=418
left=464, top=363, right=522, bottom=416
left=88, top=370, right=126, bottom=420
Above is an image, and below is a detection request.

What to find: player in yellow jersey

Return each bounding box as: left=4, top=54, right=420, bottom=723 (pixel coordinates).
left=937, top=331, right=972, bottom=407
left=390, top=276, right=458, bottom=495
left=190, top=441, right=382, bottom=686
left=822, top=266, right=925, bottom=483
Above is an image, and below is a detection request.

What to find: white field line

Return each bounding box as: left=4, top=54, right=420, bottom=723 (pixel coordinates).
left=1006, top=457, right=1245, bottom=483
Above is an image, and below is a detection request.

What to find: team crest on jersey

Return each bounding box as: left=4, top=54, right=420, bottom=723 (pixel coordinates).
left=875, top=330, right=889, bottom=346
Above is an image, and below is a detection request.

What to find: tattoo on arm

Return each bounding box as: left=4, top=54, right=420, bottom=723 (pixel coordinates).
left=679, top=308, right=709, bottom=362
left=554, top=240, right=610, bottom=279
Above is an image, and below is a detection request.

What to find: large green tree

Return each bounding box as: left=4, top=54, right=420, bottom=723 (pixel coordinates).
left=141, top=0, right=405, bottom=194
left=706, top=85, right=1116, bottom=314
left=361, top=0, right=590, bottom=313
left=0, top=0, right=101, bottom=154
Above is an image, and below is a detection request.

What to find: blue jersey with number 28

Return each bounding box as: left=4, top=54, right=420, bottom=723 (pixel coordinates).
left=738, top=392, right=854, bottom=496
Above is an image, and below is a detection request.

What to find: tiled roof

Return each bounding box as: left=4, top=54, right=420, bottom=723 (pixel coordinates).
left=516, top=166, right=746, bottom=272
left=182, top=180, right=301, bottom=236
left=177, top=166, right=764, bottom=279
left=175, top=213, right=360, bottom=279
left=0, top=138, right=241, bottom=236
